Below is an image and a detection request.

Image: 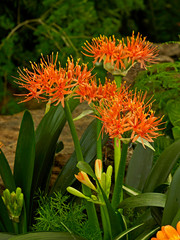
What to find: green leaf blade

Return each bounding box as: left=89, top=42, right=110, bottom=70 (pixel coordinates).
left=14, top=110, right=35, bottom=221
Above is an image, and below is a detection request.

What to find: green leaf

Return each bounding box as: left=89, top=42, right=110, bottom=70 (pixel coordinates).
left=172, top=126, right=180, bottom=140
left=0, top=149, right=16, bottom=191
left=122, top=185, right=141, bottom=196
left=73, top=110, right=93, bottom=121
left=126, top=143, right=154, bottom=191
left=0, top=196, right=14, bottom=233
left=118, top=193, right=166, bottom=209
left=135, top=227, right=160, bottom=240
left=50, top=119, right=108, bottom=194
left=9, top=232, right=85, bottom=240
left=166, top=99, right=180, bottom=126
left=33, top=99, right=79, bottom=195
left=14, top=110, right=35, bottom=223
left=77, top=161, right=96, bottom=178
left=162, top=164, right=180, bottom=226
left=113, top=223, right=144, bottom=240
left=143, top=139, right=180, bottom=192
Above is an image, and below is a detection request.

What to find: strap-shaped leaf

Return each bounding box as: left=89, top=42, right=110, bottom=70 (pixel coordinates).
left=9, top=232, right=85, bottom=240
left=162, top=164, right=180, bottom=226
left=118, top=193, right=166, bottom=209
left=143, top=139, right=180, bottom=192
left=126, top=143, right=153, bottom=191
left=14, top=110, right=35, bottom=221
left=113, top=223, right=144, bottom=240
left=50, top=119, right=108, bottom=194
left=33, top=99, right=79, bottom=195
left=0, top=196, right=14, bottom=233
left=0, top=149, right=16, bottom=191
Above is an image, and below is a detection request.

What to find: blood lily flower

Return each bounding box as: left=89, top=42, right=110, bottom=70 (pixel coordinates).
left=151, top=221, right=180, bottom=240
left=82, top=32, right=159, bottom=75
left=95, top=85, right=163, bottom=146
left=15, top=53, right=92, bottom=107
left=75, top=78, right=118, bottom=104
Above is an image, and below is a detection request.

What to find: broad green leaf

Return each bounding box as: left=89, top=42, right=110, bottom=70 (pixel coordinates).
left=171, top=209, right=180, bottom=227
left=143, top=139, right=180, bottom=192
left=127, top=209, right=158, bottom=240
left=9, top=232, right=85, bottom=240
left=172, top=126, right=180, bottom=140
left=113, top=223, right=144, bottom=240
left=14, top=110, right=35, bottom=223
left=118, top=193, right=166, bottom=209
left=0, top=196, right=14, bottom=233
left=77, top=161, right=96, bottom=178
left=33, top=98, right=79, bottom=195
left=0, top=149, right=16, bottom=191
left=122, top=185, right=141, bottom=196
left=135, top=227, right=160, bottom=240
left=166, top=99, right=180, bottom=126
left=126, top=143, right=154, bottom=191
left=162, top=165, right=180, bottom=226
left=73, top=110, right=93, bottom=121
left=50, top=119, right=108, bottom=194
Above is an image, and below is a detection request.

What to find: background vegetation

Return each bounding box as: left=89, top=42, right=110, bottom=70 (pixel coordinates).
left=0, top=0, right=180, bottom=114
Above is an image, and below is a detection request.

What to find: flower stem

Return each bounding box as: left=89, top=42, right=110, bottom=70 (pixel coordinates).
left=13, top=222, right=19, bottom=234
left=111, top=142, right=128, bottom=209
left=114, top=75, right=122, bottom=88
left=64, top=100, right=84, bottom=162
left=64, top=100, right=102, bottom=238
left=114, top=138, right=121, bottom=182
left=96, top=118, right=103, bottom=161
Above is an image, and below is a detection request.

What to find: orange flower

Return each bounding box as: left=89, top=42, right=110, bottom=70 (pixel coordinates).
left=82, top=32, right=159, bottom=73
left=125, top=32, right=159, bottom=69
left=151, top=221, right=180, bottom=240
left=95, top=85, right=162, bottom=145
left=75, top=78, right=118, bottom=104
left=0, top=142, right=3, bottom=148
left=15, top=53, right=92, bottom=107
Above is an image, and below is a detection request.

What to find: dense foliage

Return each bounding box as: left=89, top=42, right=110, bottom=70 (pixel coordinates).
left=0, top=0, right=179, bottom=114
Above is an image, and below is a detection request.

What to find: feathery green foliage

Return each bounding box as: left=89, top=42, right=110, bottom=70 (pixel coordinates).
left=33, top=192, right=101, bottom=240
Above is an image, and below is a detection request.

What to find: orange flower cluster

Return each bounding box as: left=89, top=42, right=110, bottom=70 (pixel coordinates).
left=151, top=221, right=180, bottom=240
left=95, top=86, right=162, bottom=145
left=15, top=53, right=92, bottom=107
left=82, top=32, right=159, bottom=72
left=75, top=78, right=118, bottom=104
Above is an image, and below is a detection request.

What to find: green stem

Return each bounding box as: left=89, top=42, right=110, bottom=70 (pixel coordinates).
left=12, top=221, right=19, bottom=234
left=96, top=118, right=103, bottom=161
left=114, top=75, right=122, bottom=88
left=114, top=138, right=121, bottom=182
left=64, top=100, right=84, bottom=162
left=64, top=100, right=102, bottom=239
left=111, top=142, right=128, bottom=209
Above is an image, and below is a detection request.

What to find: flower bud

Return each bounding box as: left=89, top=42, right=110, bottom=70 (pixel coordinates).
left=67, top=187, right=90, bottom=200
left=95, top=159, right=102, bottom=181
left=2, top=187, right=24, bottom=223
left=75, top=171, right=96, bottom=191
